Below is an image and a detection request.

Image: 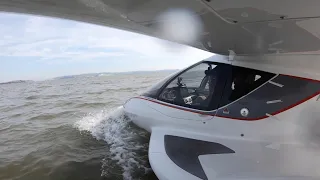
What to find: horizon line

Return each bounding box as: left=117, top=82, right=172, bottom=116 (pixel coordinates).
left=0, top=69, right=180, bottom=83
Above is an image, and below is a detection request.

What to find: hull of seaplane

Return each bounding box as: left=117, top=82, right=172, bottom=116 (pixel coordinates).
left=124, top=54, right=320, bottom=180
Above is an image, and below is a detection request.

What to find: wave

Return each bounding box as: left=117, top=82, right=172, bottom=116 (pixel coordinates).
left=73, top=106, right=151, bottom=180
left=25, top=95, right=39, bottom=100
left=25, top=94, right=62, bottom=100
left=75, top=102, right=106, bottom=108
left=28, top=111, right=75, bottom=121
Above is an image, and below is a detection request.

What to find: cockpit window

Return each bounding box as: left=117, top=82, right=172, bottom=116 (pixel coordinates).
left=158, top=62, right=226, bottom=111
left=141, top=71, right=179, bottom=98
left=218, top=66, right=276, bottom=107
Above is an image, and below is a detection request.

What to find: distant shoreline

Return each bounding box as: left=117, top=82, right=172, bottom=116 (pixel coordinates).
left=0, top=80, right=33, bottom=85
left=53, top=69, right=178, bottom=80
left=0, top=69, right=179, bottom=83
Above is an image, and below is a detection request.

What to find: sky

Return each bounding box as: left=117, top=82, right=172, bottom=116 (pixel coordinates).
left=0, top=12, right=213, bottom=82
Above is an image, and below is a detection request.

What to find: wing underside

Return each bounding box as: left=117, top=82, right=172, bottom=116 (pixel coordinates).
left=2, top=0, right=320, bottom=55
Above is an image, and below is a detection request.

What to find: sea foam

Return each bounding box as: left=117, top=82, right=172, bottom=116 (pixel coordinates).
left=74, top=106, right=150, bottom=180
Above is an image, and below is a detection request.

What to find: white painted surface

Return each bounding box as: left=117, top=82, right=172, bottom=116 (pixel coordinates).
left=124, top=94, right=320, bottom=179
left=123, top=57, right=320, bottom=180
left=268, top=81, right=284, bottom=88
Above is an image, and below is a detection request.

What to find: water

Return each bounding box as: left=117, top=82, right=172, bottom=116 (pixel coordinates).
left=0, top=71, right=174, bottom=180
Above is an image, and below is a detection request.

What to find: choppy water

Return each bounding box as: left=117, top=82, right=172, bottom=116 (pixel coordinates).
left=0, top=71, right=174, bottom=180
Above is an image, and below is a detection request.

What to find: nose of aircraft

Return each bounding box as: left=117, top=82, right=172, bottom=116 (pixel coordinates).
left=123, top=97, right=155, bottom=132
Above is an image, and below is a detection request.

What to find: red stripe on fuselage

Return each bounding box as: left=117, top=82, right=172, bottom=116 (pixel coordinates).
left=131, top=75, right=320, bottom=121
left=281, top=74, right=320, bottom=83
left=133, top=96, right=211, bottom=116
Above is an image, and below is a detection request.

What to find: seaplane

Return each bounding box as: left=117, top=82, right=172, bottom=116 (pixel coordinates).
left=1, top=0, right=320, bottom=179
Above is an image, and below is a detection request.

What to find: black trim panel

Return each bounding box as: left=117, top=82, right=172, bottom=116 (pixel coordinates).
left=217, top=74, right=320, bottom=120
left=164, top=135, right=235, bottom=180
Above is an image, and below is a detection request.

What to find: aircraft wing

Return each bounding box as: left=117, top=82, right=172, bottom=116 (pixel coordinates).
left=2, top=0, right=320, bottom=55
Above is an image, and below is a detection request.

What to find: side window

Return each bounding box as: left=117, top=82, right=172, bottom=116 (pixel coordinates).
left=219, top=66, right=276, bottom=107
left=158, top=62, right=223, bottom=111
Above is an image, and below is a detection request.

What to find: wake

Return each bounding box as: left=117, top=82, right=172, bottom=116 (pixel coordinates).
left=74, top=106, right=151, bottom=180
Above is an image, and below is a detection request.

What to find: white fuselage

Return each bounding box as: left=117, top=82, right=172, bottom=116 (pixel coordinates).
left=124, top=54, right=320, bottom=180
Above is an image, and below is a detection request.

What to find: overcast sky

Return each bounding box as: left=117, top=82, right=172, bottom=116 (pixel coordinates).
left=0, top=12, right=212, bottom=82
